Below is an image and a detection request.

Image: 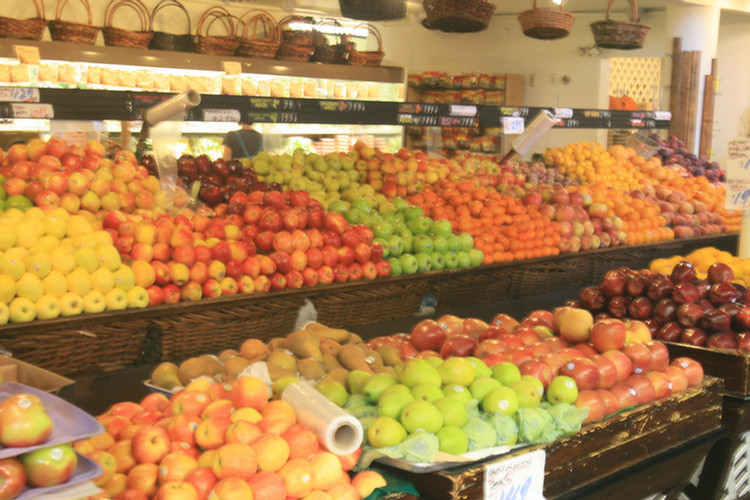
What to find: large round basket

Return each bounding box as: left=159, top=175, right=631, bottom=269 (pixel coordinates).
left=518, top=0, right=574, bottom=40
left=48, top=0, right=100, bottom=45
left=0, top=0, right=47, bottom=40
left=590, top=0, right=650, bottom=50
left=276, top=15, right=315, bottom=62
left=338, top=0, right=406, bottom=21
left=236, top=10, right=280, bottom=59
left=347, top=23, right=384, bottom=67
left=422, top=0, right=496, bottom=33
left=149, top=0, right=194, bottom=52
left=102, top=0, right=153, bottom=49
left=311, top=19, right=352, bottom=64
left=195, top=6, right=239, bottom=56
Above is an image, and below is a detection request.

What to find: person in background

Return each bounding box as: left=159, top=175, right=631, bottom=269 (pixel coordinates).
left=222, top=121, right=263, bottom=161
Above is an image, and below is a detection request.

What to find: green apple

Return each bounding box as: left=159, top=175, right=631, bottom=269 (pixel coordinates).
left=546, top=375, right=579, bottom=404
left=459, top=233, right=475, bottom=252
left=399, top=359, right=442, bottom=388
left=511, top=379, right=542, bottom=408
left=433, top=397, right=468, bottom=428
left=399, top=400, right=443, bottom=434
left=362, top=373, right=398, bottom=404
left=469, top=377, right=503, bottom=404
left=399, top=254, right=419, bottom=275
left=483, top=386, right=519, bottom=416
left=410, top=383, right=445, bottom=403
left=413, top=235, right=433, bottom=254
left=399, top=232, right=414, bottom=253
left=95, top=246, right=122, bottom=272
left=431, top=219, right=453, bottom=239
left=465, top=357, right=492, bottom=378
left=0, top=274, right=16, bottom=304
left=456, top=251, right=472, bottom=269
left=491, top=362, right=522, bottom=386
left=520, top=375, right=545, bottom=400
left=35, top=294, right=61, bottom=320
left=0, top=303, right=8, bottom=324
left=468, top=249, right=484, bottom=267
left=447, top=234, right=463, bottom=253
left=429, top=253, right=445, bottom=271
left=423, top=356, right=443, bottom=368
left=23, top=252, right=52, bottom=279
left=66, top=267, right=92, bottom=297
left=5, top=195, right=32, bottom=212
left=415, top=253, right=432, bottom=273
left=90, top=267, right=115, bottom=294
left=104, top=288, right=128, bottom=311
left=0, top=254, right=25, bottom=281
left=367, top=416, right=407, bottom=448
left=436, top=425, right=468, bottom=456
left=16, top=273, right=44, bottom=302
left=41, top=270, right=68, bottom=298
left=59, top=292, right=84, bottom=317
left=442, top=384, right=472, bottom=404
left=438, top=357, right=475, bottom=387
left=112, top=266, right=136, bottom=291
left=346, top=370, right=373, bottom=394
left=404, top=206, right=424, bottom=221
left=407, top=217, right=432, bottom=236
left=372, top=221, right=393, bottom=239
left=73, top=247, right=98, bottom=274
left=377, top=390, right=414, bottom=420
left=82, top=290, right=106, bottom=314
left=315, top=380, right=349, bottom=407
left=432, top=235, right=449, bottom=255
left=387, top=257, right=402, bottom=276
left=443, top=252, right=459, bottom=269
left=388, top=236, right=404, bottom=257
left=8, top=297, right=36, bottom=323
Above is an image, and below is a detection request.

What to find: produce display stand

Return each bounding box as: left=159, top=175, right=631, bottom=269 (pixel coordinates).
left=377, top=377, right=725, bottom=500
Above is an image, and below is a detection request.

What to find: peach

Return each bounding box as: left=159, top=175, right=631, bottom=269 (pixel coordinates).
left=278, top=458, right=314, bottom=499
left=351, top=470, right=387, bottom=499
left=251, top=434, right=290, bottom=472
left=309, top=452, right=343, bottom=491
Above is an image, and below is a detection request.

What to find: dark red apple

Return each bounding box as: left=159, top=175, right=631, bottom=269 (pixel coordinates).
left=607, top=296, right=630, bottom=318
left=672, top=282, right=700, bottom=304
left=410, top=320, right=447, bottom=352
left=709, top=282, right=739, bottom=306
left=657, top=321, right=683, bottom=342
left=700, top=308, right=731, bottom=333
left=707, top=262, right=734, bottom=284
left=647, top=277, right=675, bottom=302
left=653, top=298, right=678, bottom=325
left=440, top=334, right=478, bottom=359
left=670, top=261, right=697, bottom=283
left=681, top=327, right=708, bottom=346
left=579, top=286, right=606, bottom=311
left=706, top=332, right=737, bottom=349
left=600, top=269, right=627, bottom=298
left=627, top=296, right=653, bottom=320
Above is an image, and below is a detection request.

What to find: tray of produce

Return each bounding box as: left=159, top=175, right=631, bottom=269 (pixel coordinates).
left=15, top=451, right=100, bottom=500
left=376, top=443, right=529, bottom=473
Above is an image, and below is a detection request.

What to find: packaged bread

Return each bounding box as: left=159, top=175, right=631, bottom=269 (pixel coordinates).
left=367, top=82, right=380, bottom=99
left=39, top=64, right=59, bottom=84
left=10, top=64, right=34, bottom=83
left=270, top=79, right=286, bottom=97
left=346, top=83, right=358, bottom=99
left=256, top=79, right=270, bottom=96
left=241, top=78, right=257, bottom=96
left=154, top=73, right=170, bottom=91
left=0, top=65, right=10, bottom=83
left=119, top=70, right=136, bottom=88
left=87, top=65, right=101, bottom=84
left=333, top=81, right=346, bottom=98
left=289, top=80, right=303, bottom=98
left=136, top=69, right=155, bottom=90
left=101, top=67, right=118, bottom=86
left=222, top=75, right=240, bottom=95
left=58, top=64, right=79, bottom=85
left=303, top=79, right=317, bottom=98
left=187, top=76, right=204, bottom=93
left=170, top=74, right=187, bottom=92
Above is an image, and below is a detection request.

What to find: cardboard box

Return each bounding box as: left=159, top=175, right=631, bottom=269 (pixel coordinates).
left=0, top=355, right=74, bottom=396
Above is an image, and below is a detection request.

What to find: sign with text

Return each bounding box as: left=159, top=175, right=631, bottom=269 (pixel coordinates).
left=484, top=449, right=545, bottom=500
left=726, top=138, right=750, bottom=210
left=11, top=103, right=53, bottom=119
left=502, top=116, right=524, bottom=135
left=202, top=109, right=241, bottom=123
left=222, top=61, right=242, bottom=75
left=14, top=45, right=40, bottom=65
left=0, top=87, right=39, bottom=103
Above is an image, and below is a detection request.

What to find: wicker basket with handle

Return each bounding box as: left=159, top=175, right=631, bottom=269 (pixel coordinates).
left=0, top=0, right=47, bottom=40
left=195, top=6, right=239, bottom=56
left=347, top=23, right=384, bottom=67
left=590, top=0, right=650, bottom=50
left=422, top=0, right=496, bottom=33
left=49, top=0, right=100, bottom=45
left=236, top=10, right=280, bottom=59
left=518, top=0, right=574, bottom=40
left=103, top=0, right=153, bottom=49
left=311, top=19, right=352, bottom=64
left=149, top=0, right=193, bottom=52
left=338, top=0, right=406, bottom=21
left=276, top=15, right=315, bottom=62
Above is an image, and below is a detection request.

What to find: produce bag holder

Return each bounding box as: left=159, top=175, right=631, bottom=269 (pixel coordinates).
left=499, top=109, right=557, bottom=164
left=590, top=0, right=650, bottom=50
left=311, top=18, right=352, bottom=64
left=518, top=0, right=574, bottom=40
left=149, top=0, right=194, bottom=52
left=102, top=0, right=153, bottom=49
left=195, top=6, right=239, bottom=56
left=137, top=89, right=201, bottom=158
left=421, top=0, right=496, bottom=33
left=236, top=10, right=280, bottom=59
left=0, top=0, right=47, bottom=40
left=338, top=0, right=406, bottom=21
left=276, top=15, right=315, bottom=62
left=347, top=23, right=384, bottom=67
left=49, top=0, right=100, bottom=45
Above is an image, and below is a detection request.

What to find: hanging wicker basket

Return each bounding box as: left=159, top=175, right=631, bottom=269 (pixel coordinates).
left=149, top=0, right=194, bottom=52
left=236, top=10, right=280, bottom=59
left=195, top=6, right=239, bottom=56
left=338, top=0, right=406, bottom=21
left=102, top=0, right=153, bottom=49
left=0, top=0, right=47, bottom=40
left=276, top=15, right=315, bottom=62
left=49, top=0, right=100, bottom=45
left=347, top=23, right=384, bottom=67
left=311, top=19, right=352, bottom=64
left=422, top=0, right=496, bottom=33
left=518, top=0, right=574, bottom=40
left=590, top=0, right=650, bottom=50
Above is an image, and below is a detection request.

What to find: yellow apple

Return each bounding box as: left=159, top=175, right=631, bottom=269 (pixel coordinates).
left=0, top=275, right=16, bottom=304
left=23, top=251, right=52, bottom=279
left=0, top=223, right=16, bottom=250
left=59, top=292, right=84, bottom=316
left=66, top=267, right=92, bottom=297
left=34, top=235, right=62, bottom=252
left=95, top=246, right=121, bottom=272
left=35, top=294, right=61, bottom=320
left=66, top=215, right=94, bottom=237
left=113, top=266, right=136, bottom=291
left=90, top=267, right=115, bottom=294
left=104, top=288, right=128, bottom=311
left=126, top=286, right=149, bottom=309
left=41, top=270, right=68, bottom=297
left=73, top=247, right=98, bottom=274
left=49, top=248, right=76, bottom=275
left=8, top=297, right=36, bottom=323
left=44, top=212, right=68, bottom=240
left=0, top=303, right=8, bottom=324
left=14, top=219, right=45, bottom=248
left=16, top=272, right=44, bottom=302
left=82, top=290, right=106, bottom=314
left=0, top=254, right=25, bottom=281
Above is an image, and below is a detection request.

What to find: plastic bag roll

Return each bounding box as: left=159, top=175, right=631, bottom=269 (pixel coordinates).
left=282, top=382, right=363, bottom=456
left=143, top=89, right=201, bottom=127
left=511, top=109, right=557, bottom=156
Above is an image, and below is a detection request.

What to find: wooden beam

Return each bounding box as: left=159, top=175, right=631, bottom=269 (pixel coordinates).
left=669, top=37, right=682, bottom=138
left=685, top=50, right=701, bottom=152
left=699, top=58, right=717, bottom=158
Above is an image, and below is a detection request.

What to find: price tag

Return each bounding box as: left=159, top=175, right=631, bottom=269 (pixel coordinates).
left=553, top=108, right=573, bottom=119
left=654, top=110, right=672, bottom=121
left=726, top=138, right=750, bottom=210
left=222, top=61, right=242, bottom=75
left=449, top=104, right=477, bottom=117
left=502, top=116, right=524, bottom=135
left=11, top=103, right=53, bottom=118
left=202, top=108, right=241, bottom=122
left=484, top=449, right=546, bottom=500
left=14, top=45, right=40, bottom=65
left=0, top=87, right=39, bottom=103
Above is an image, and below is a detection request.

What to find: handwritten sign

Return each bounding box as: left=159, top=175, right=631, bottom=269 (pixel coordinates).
left=484, top=449, right=545, bottom=500
left=14, top=45, right=40, bottom=65
left=222, top=61, right=242, bottom=75
left=0, top=87, right=39, bottom=103
left=202, top=109, right=241, bottom=123
left=654, top=110, right=672, bottom=121
left=726, top=138, right=750, bottom=210
left=553, top=108, right=573, bottom=119
left=10, top=103, right=53, bottom=119
left=502, top=117, right=525, bottom=135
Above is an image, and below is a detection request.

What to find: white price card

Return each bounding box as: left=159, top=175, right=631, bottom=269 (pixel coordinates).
left=14, top=45, right=40, bottom=64
left=726, top=138, right=750, bottom=210
left=502, top=116, right=525, bottom=135
left=0, top=87, right=39, bottom=103
left=553, top=108, right=573, bottom=119
left=484, top=449, right=546, bottom=500
left=203, top=108, right=241, bottom=123
left=654, top=110, right=672, bottom=121
left=11, top=103, right=53, bottom=119
left=449, top=104, right=477, bottom=117
left=222, top=61, right=242, bottom=75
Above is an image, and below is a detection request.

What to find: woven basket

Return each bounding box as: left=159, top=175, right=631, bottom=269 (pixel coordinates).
left=195, top=6, right=239, bottom=56
left=0, top=0, right=47, bottom=40
left=512, top=255, right=594, bottom=297
left=422, top=0, right=496, bottom=33
left=311, top=19, right=352, bottom=64
left=518, top=0, right=574, bottom=40
left=102, top=0, right=153, bottom=49
left=236, top=10, right=280, bottom=59
left=348, top=23, right=384, bottom=67
left=590, top=0, right=650, bottom=50
left=149, top=0, right=193, bottom=52
left=339, top=0, right=406, bottom=21
left=428, top=266, right=518, bottom=311
left=49, top=0, right=100, bottom=45
left=276, top=15, right=315, bottom=62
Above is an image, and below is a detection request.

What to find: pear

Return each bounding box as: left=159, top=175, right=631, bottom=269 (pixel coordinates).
left=322, top=353, right=343, bottom=372
left=266, top=350, right=298, bottom=372
left=338, top=344, right=372, bottom=373
left=305, top=322, right=351, bottom=343
left=322, top=368, right=350, bottom=387
left=362, top=372, right=398, bottom=403
left=267, top=363, right=297, bottom=381
left=297, top=358, right=326, bottom=381
left=267, top=337, right=286, bottom=351
left=319, top=338, right=342, bottom=357
left=221, top=356, right=250, bottom=382
left=239, top=338, right=270, bottom=362
left=283, top=330, right=323, bottom=362
left=218, top=349, right=240, bottom=363
left=376, top=344, right=402, bottom=367
left=372, top=365, right=397, bottom=377
left=178, top=357, right=212, bottom=385
left=150, top=362, right=180, bottom=390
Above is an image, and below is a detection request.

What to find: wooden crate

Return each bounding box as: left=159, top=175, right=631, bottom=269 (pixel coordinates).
left=379, top=377, right=723, bottom=500
left=665, top=342, right=750, bottom=396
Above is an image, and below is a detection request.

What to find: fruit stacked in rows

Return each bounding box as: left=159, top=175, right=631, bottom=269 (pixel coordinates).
left=651, top=246, right=750, bottom=287
left=0, top=208, right=148, bottom=324
left=76, top=376, right=385, bottom=500
left=0, top=391, right=78, bottom=500
left=654, top=134, right=726, bottom=184
left=578, top=259, right=750, bottom=352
